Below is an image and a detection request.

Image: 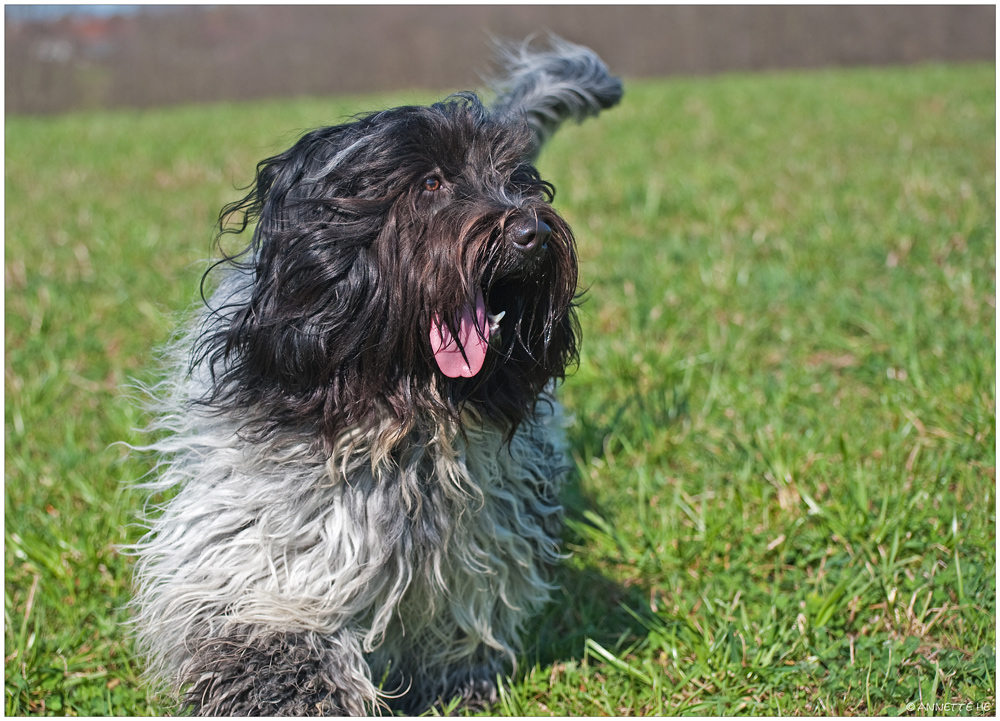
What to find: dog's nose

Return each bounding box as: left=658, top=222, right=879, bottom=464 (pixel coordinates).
left=507, top=218, right=551, bottom=255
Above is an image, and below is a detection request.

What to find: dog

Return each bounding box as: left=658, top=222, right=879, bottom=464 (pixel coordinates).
left=130, top=36, right=621, bottom=716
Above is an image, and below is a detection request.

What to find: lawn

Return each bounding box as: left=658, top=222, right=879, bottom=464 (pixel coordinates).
left=5, top=62, right=995, bottom=715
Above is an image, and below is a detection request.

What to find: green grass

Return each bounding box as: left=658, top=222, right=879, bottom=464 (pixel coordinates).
left=5, top=63, right=995, bottom=716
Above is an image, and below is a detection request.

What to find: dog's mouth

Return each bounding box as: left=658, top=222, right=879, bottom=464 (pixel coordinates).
left=428, top=289, right=506, bottom=378
left=427, top=212, right=562, bottom=379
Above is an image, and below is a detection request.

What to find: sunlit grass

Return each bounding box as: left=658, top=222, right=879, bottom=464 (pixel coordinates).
left=5, top=63, right=994, bottom=715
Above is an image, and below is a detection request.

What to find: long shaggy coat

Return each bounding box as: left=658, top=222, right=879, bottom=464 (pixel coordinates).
left=130, top=37, right=621, bottom=715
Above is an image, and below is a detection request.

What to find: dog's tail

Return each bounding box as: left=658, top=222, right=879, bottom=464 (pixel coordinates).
left=489, top=35, right=623, bottom=156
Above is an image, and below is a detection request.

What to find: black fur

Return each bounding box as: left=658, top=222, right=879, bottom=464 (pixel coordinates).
left=184, top=628, right=362, bottom=716
left=197, top=95, right=579, bottom=448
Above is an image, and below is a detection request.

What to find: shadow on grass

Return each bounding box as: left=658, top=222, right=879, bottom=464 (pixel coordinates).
left=524, top=563, right=652, bottom=672
left=518, top=471, right=659, bottom=673
left=515, top=381, right=694, bottom=672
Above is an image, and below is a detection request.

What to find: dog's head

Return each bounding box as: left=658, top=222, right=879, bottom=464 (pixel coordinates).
left=201, top=94, right=577, bottom=444
left=195, top=38, right=621, bottom=448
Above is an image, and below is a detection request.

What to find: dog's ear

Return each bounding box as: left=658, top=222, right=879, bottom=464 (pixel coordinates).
left=489, top=35, right=623, bottom=156
left=215, top=124, right=362, bottom=254
left=199, top=120, right=413, bottom=443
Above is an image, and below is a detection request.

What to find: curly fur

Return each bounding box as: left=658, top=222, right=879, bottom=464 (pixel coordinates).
left=129, top=36, right=621, bottom=715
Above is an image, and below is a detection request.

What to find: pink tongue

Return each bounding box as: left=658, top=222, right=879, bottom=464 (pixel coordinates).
left=429, top=290, right=489, bottom=378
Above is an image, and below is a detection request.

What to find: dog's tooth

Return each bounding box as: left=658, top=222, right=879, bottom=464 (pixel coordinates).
left=488, top=310, right=506, bottom=330
left=487, top=311, right=505, bottom=345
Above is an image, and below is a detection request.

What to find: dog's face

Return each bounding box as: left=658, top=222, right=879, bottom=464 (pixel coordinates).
left=200, top=94, right=578, bottom=447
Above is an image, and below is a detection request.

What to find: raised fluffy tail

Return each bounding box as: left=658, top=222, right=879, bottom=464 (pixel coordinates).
left=489, top=35, right=623, bottom=155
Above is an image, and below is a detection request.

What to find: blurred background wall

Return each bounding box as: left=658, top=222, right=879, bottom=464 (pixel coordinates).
left=5, top=5, right=996, bottom=115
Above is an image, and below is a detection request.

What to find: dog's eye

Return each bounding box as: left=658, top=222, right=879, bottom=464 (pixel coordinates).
left=422, top=177, right=442, bottom=192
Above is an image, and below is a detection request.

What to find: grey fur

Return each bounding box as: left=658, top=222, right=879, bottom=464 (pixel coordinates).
left=129, top=37, right=621, bottom=715
left=131, top=349, right=568, bottom=714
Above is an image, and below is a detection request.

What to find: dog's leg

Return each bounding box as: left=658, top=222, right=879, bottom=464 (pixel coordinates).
left=181, top=625, right=377, bottom=716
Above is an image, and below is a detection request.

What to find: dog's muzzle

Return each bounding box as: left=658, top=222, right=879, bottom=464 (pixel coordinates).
left=429, top=216, right=557, bottom=380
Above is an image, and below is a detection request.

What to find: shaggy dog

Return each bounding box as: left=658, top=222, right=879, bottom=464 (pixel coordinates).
left=131, top=36, right=621, bottom=715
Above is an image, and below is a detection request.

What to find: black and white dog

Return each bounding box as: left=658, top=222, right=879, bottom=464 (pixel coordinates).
left=131, top=37, right=621, bottom=715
